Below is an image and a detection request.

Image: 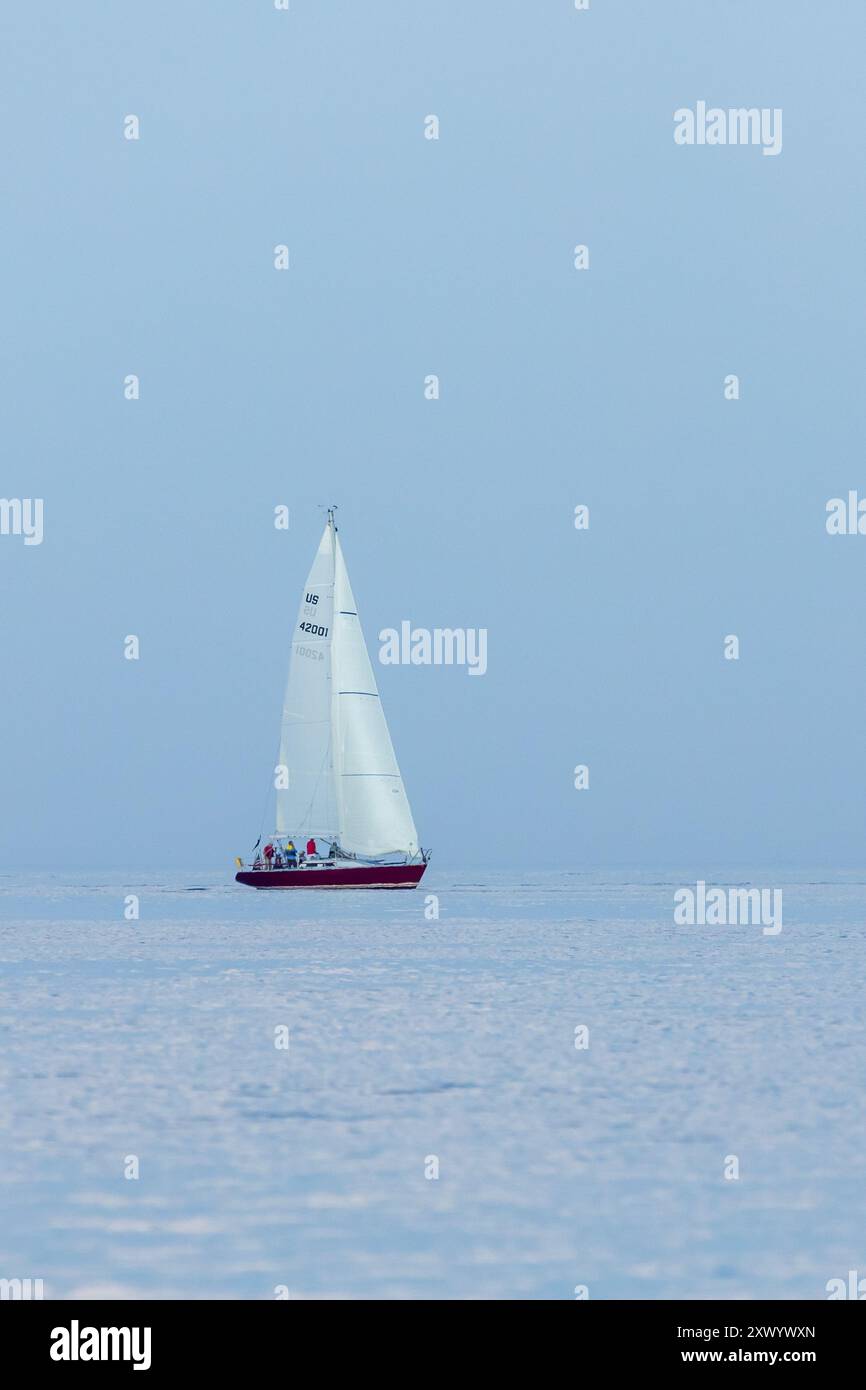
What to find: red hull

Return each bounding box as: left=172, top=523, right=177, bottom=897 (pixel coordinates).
left=236, top=862, right=427, bottom=890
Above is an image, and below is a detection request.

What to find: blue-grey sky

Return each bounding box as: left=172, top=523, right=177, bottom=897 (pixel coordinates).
left=2, top=1, right=864, bottom=870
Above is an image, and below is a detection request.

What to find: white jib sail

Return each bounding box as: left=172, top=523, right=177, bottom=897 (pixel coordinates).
left=275, top=517, right=419, bottom=859
left=332, top=530, right=419, bottom=858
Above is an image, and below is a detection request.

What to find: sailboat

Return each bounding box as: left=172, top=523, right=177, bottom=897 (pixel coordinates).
left=235, top=510, right=429, bottom=889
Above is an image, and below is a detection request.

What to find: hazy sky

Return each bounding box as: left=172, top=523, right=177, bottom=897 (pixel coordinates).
left=2, top=2, right=864, bottom=870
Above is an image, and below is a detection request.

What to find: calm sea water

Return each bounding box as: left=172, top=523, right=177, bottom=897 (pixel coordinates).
left=1, top=868, right=864, bottom=1300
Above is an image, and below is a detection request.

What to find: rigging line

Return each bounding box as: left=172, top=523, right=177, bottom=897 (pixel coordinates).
left=257, top=726, right=283, bottom=847
left=294, top=728, right=337, bottom=840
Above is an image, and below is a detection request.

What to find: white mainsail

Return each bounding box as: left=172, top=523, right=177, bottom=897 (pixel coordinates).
left=275, top=523, right=339, bottom=843
left=275, top=514, right=419, bottom=859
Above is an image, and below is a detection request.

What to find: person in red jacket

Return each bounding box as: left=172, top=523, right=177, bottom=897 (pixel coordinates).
left=306, top=838, right=317, bottom=857
left=263, top=842, right=274, bottom=867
